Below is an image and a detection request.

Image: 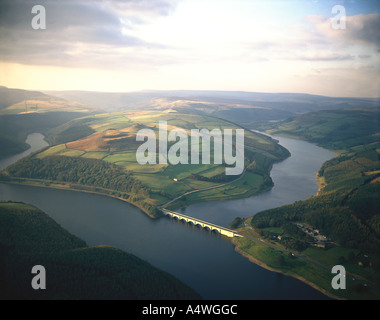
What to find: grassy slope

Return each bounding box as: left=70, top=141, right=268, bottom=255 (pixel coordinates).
left=0, top=86, right=99, bottom=159
left=261, top=107, right=380, bottom=154
left=0, top=112, right=94, bottom=159
left=0, top=201, right=201, bottom=300
left=3, top=110, right=289, bottom=213
left=234, top=107, right=380, bottom=300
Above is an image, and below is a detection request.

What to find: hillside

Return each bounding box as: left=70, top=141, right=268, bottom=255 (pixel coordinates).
left=233, top=107, right=380, bottom=300
left=44, top=89, right=380, bottom=128
left=0, top=201, right=201, bottom=300
left=45, top=89, right=380, bottom=113
left=0, top=86, right=99, bottom=159
left=0, top=86, right=52, bottom=111
left=0, top=86, right=97, bottom=115
left=2, top=110, right=289, bottom=216
left=259, top=107, right=380, bottom=153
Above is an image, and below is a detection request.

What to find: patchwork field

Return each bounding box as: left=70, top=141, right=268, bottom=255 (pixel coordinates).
left=0, top=97, right=97, bottom=115
left=29, top=110, right=289, bottom=208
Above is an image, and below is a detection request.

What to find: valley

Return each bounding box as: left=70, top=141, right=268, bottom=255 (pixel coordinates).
left=233, top=107, right=380, bottom=299
left=2, top=106, right=289, bottom=216
left=0, top=86, right=379, bottom=300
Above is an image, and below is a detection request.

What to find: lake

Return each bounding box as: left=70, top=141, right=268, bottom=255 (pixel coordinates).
left=182, top=132, right=336, bottom=227
left=0, top=133, right=49, bottom=170
left=0, top=132, right=336, bottom=299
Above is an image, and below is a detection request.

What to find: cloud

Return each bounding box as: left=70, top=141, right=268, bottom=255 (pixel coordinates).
left=1, top=1, right=378, bottom=97
left=254, top=13, right=379, bottom=65
left=358, top=54, right=372, bottom=59
left=308, top=13, right=380, bottom=48
left=243, top=24, right=357, bottom=64
left=292, top=52, right=355, bottom=61
left=0, top=0, right=178, bottom=67
left=298, top=63, right=380, bottom=98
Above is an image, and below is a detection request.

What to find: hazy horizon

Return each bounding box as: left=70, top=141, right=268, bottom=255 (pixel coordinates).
left=1, top=0, right=379, bottom=98
left=1, top=85, right=379, bottom=101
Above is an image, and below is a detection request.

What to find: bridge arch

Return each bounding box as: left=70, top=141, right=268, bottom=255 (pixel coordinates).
left=162, top=209, right=243, bottom=238
left=211, top=228, right=220, bottom=235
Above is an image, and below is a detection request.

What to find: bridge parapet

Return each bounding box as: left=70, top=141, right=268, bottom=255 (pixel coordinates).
left=162, top=209, right=243, bottom=238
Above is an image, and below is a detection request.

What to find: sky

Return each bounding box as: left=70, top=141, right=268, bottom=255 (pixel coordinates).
left=0, top=0, right=379, bottom=97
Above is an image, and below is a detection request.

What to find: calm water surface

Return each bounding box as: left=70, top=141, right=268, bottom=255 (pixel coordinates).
left=182, top=133, right=336, bottom=226
left=0, top=133, right=49, bottom=170
left=0, top=132, right=336, bottom=299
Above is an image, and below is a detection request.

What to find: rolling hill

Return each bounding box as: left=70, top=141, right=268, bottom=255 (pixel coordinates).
left=0, top=86, right=99, bottom=159
left=2, top=110, right=290, bottom=216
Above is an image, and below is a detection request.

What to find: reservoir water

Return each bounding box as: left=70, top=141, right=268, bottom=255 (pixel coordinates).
left=182, top=133, right=336, bottom=227
left=0, top=132, right=336, bottom=299
left=0, top=133, right=49, bottom=170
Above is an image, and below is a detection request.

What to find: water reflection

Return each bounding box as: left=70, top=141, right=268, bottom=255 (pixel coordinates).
left=0, top=133, right=48, bottom=170
left=0, top=132, right=333, bottom=300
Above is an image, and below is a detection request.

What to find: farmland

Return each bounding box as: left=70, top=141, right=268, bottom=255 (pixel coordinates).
left=0, top=86, right=98, bottom=160
left=4, top=110, right=289, bottom=214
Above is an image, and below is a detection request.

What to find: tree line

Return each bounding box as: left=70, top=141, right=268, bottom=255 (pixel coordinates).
left=6, top=155, right=149, bottom=197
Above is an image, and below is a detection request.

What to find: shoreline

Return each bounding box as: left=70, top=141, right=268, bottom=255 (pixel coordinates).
left=0, top=177, right=351, bottom=301
left=1, top=132, right=343, bottom=300
left=0, top=178, right=156, bottom=219
left=2, top=176, right=342, bottom=300
left=166, top=181, right=274, bottom=212
left=231, top=238, right=342, bottom=300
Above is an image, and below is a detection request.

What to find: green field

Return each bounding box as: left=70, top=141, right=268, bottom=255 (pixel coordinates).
left=233, top=236, right=377, bottom=300
left=261, top=107, right=380, bottom=154
left=0, top=86, right=99, bottom=160
left=0, top=112, right=95, bottom=160
left=167, top=171, right=266, bottom=209
left=7, top=110, right=289, bottom=211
